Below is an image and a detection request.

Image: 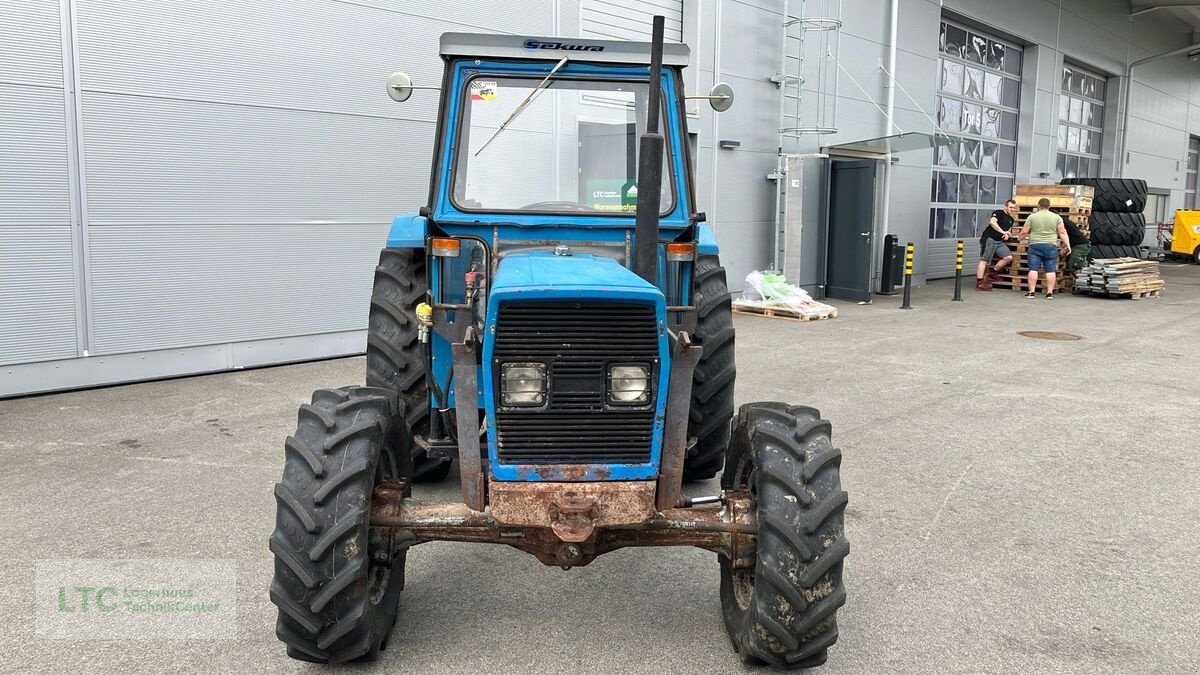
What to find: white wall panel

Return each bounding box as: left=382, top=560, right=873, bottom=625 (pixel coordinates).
left=79, top=93, right=426, bottom=225
left=73, top=0, right=443, bottom=123
left=0, top=0, right=63, bottom=86
left=583, top=0, right=682, bottom=42
left=0, top=225, right=78, bottom=366
left=1127, top=83, right=1190, bottom=140
left=66, top=0, right=550, bottom=365
left=87, top=223, right=386, bottom=355
left=2, top=0, right=557, bottom=394
left=714, top=0, right=776, bottom=82
left=0, top=72, right=79, bottom=365
left=0, top=85, right=72, bottom=227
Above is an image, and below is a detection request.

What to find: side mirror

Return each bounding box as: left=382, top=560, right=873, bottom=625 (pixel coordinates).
left=386, top=72, right=414, bottom=102
left=708, top=82, right=734, bottom=112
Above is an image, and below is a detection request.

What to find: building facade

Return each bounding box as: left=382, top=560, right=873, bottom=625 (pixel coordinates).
left=3, top=0, right=1199, bottom=396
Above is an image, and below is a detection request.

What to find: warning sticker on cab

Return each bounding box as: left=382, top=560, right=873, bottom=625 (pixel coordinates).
left=470, top=81, right=497, bottom=101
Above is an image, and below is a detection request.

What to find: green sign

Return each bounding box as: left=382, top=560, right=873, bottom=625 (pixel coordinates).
left=587, top=179, right=637, bottom=212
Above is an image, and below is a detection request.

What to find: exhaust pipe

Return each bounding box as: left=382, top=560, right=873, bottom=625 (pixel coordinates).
left=633, top=15, right=666, bottom=284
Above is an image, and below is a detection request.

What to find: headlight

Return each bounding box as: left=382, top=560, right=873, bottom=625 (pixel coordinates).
left=608, top=364, right=650, bottom=404
left=501, top=363, right=546, bottom=406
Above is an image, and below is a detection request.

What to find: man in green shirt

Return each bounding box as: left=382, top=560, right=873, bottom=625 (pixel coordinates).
left=1015, top=198, right=1073, bottom=299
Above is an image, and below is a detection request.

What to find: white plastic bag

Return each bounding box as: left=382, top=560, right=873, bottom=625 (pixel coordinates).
left=739, top=270, right=814, bottom=314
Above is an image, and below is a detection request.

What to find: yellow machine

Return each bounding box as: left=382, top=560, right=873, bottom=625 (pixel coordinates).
left=1168, top=210, right=1200, bottom=263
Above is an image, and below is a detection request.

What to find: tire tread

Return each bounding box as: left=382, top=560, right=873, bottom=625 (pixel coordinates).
left=270, top=386, right=406, bottom=663
left=684, top=254, right=737, bottom=481
left=719, top=402, right=849, bottom=670
left=366, top=248, right=451, bottom=482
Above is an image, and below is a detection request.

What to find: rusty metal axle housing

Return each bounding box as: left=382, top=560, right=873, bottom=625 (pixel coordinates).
left=369, top=478, right=756, bottom=569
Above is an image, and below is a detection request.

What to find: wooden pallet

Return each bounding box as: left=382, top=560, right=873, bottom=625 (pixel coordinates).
left=988, top=241, right=1070, bottom=292
left=1015, top=195, right=1093, bottom=210
left=1075, top=288, right=1162, bottom=300
left=732, top=305, right=838, bottom=322
left=1015, top=184, right=1094, bottom=210
left=1015, top=208, right=1091, bottom=229
left=1072, top=257, right=1164, bottom=299
left=1015, top=184, right=1094, bottom=198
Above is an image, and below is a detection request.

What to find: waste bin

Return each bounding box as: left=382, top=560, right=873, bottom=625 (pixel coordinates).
left=878, top=234, right=903, bottom=295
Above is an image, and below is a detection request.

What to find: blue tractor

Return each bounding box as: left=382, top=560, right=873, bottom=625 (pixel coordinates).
left=269, top=16, right=848, bottom=669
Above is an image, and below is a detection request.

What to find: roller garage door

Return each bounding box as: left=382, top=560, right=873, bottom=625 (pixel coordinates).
left=928, top=19, right=1022, bottom=279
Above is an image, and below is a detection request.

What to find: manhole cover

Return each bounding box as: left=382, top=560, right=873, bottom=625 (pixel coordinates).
left=1017, top=331, right=1082, bottom=341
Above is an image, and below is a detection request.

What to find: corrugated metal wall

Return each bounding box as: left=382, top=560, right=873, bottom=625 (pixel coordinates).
left=582, top=0, right=681, bottom=41
left=1, top=0, right=555, bottom=396
left=0, top=1, right=80, bottom=367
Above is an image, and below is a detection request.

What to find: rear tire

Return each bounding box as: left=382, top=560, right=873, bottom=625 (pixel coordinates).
left=683, top=254, right=737, bottom=481
left=719, top=402, right=849, bottom=669
left=366, top=247, right=452, bottom=482
left=270, top=386, right=411, bottom=663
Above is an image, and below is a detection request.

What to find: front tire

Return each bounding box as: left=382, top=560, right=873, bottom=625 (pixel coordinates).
left=720, top=402, right=849, bottom=669
left=270, top=386, right=411, bottom=663
left=366, top=247, right=452, bottom=482
left=684, top=254, right=736, bottom=481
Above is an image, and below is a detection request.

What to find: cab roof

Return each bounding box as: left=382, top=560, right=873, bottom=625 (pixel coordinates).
left=439, top=32, right=690, bottom=67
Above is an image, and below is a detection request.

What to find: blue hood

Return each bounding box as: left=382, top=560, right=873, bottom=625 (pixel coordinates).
left=490, top=251, right=662, bottom=296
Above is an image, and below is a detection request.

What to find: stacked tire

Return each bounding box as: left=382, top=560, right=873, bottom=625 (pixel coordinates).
left=1060, top=178, right=1148, bottom=259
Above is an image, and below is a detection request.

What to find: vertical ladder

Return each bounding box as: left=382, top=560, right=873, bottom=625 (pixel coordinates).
left=771, top=0, right=843, bottom=272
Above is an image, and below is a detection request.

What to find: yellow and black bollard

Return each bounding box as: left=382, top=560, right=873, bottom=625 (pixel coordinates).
left=952, top=240, right=964, bottom=301
left=900, top=242, right=914, bottom=310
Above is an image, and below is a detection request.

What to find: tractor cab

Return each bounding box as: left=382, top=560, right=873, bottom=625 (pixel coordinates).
left=379, top=31, right=735, bottom=501
left=391, top=33, right=699, bottom=230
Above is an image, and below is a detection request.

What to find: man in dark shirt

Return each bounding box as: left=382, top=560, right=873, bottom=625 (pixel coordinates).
left=976, top=199, right=1017, bottom=291
left=1063, top=218, right=1091, bottom=271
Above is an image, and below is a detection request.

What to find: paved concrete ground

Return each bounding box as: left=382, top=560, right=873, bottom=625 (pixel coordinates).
left=2, top=264, right=1199, bottom=674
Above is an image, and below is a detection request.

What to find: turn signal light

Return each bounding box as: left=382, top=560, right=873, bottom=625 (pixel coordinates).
left=431, top=238, right=461, bottom=257
left=665, top=242, right=695, bottom=262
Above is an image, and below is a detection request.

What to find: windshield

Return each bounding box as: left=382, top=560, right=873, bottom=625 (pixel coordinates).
left=452, top=75, right=675, bottom=215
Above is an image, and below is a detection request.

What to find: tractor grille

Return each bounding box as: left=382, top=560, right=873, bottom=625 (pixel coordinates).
left=492, top=300, right=660, bottom=465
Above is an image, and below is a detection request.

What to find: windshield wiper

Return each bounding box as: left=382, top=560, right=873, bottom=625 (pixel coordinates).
left=474, top=57, right=568, bottom=157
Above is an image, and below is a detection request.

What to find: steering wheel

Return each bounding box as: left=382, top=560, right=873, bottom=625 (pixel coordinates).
left=518, top=200, right=599, bottom=212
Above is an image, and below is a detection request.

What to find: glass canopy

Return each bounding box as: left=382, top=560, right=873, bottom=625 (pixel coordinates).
left=825, top=131, right=957, bottom=155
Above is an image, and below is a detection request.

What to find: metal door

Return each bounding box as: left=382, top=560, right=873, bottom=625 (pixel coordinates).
left=825, top=159, right=876, bottom=301
left=578, top=121, right=636, bottom=207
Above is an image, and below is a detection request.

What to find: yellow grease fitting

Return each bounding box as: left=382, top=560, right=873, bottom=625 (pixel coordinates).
left=415, top=302, right=433, bottom=324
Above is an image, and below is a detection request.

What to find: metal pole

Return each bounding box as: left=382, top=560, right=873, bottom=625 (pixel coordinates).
left=771, top=7, right=791, bottom=272
left=952, top=240, right=963, bottom=301
left=899, top=241, right=914, bottom=310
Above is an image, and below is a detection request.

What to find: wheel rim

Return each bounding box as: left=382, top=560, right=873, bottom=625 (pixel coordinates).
left=729, top=451, right=758, bottom=612
left=367, top=443, right=402, bottom=606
